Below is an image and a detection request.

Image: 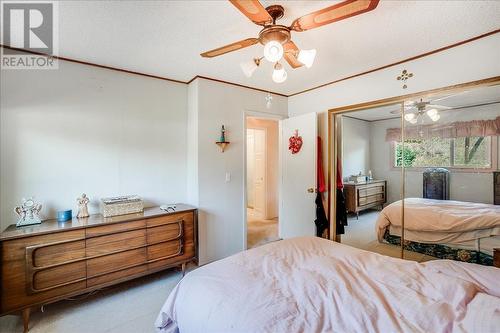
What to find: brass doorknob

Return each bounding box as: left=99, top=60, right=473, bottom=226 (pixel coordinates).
left=307, top=188, right=315, bottom=193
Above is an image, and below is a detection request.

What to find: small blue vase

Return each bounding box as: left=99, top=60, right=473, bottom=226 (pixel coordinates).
left=57, top=210, right=72, bottom=222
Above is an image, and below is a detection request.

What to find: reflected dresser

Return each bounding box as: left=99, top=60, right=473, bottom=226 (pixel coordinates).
left=0, top=204, right=198, bottom=332
left=344, top=180, right=387, bottom=219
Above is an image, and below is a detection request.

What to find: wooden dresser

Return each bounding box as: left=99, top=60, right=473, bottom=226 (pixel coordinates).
left=0, top=204, right=197, bottom=332
left=344, top=180, right=387, bottom=219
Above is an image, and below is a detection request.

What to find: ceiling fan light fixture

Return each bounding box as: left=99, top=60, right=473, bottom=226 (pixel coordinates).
left=240, top=58, right=260, bottom=78
left=404, top=113, right=416, bottom=122
left=272, top=62, right=287, bottom=83
left=429, top=113, right=441, bottom=122
left=297, top=48, right=316, bottom=68
left=263, top=41, right=284, bottom=62
left=426, top=108, right=438, bottom=118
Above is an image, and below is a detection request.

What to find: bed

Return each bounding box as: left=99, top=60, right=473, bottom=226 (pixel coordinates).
left=376, top=198, right=500, bottom=265
left=155, top=237, right=500, bottom=333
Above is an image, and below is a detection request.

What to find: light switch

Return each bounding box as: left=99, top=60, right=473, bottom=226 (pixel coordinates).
left=225, top=172, right=231, bottom=183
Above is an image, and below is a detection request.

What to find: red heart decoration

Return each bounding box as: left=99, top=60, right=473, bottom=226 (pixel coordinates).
left=289, top=131, right=303, bottom=154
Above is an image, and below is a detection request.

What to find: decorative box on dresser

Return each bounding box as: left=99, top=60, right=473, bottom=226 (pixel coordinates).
left=344, top=180, right=387, bottom=219
left=0, top=204, right=197, bottom=333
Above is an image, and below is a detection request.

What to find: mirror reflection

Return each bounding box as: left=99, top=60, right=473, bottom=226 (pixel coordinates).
left=335, top=103, right=405, bottom=257
left=335, top=84, right=500, bottom=266
left=394, top=85, right=500, bottom=264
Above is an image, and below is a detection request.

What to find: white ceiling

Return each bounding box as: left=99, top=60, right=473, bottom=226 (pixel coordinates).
left=53, top=1, right=500, bottom=95
left=344, top=84, right=500, bottom=121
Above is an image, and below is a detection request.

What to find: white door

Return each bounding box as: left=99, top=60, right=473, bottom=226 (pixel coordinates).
left=253, top=129, right=266, bottom=218
left=279, top=112, right=317, bottom=239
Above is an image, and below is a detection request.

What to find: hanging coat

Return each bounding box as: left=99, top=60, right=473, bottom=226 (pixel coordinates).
left=336, top=157, right=348, bottom=234
left=315, top=137, right=329, bottom=237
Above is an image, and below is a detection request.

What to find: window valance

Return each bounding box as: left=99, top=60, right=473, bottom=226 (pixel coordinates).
left=386, top=116, right=500, bottom=142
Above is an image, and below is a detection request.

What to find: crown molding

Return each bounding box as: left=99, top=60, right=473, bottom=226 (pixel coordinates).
left=1, top=28, right=498, bottom=97
left=187, top=75, right=287, bottom=97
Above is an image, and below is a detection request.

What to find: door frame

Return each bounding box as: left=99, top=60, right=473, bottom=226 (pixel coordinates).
left=243, top=110, right=286, bottom=250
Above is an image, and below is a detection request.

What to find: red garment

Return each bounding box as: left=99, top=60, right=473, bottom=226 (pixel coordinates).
left=337, top=157, right=343, bottom=189
left=317, top=137, right=326, bottom=193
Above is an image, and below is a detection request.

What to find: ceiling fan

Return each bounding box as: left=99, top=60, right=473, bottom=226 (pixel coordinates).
left=392, top=99, right=452, bottom=124
left=201, top=0, right=380, bottom=83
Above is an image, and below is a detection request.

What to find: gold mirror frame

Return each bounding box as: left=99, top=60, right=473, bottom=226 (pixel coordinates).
left=327, top=76, right=500, bottom=258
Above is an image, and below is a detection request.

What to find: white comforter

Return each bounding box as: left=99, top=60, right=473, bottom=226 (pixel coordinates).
left=155, top=237, right=500, bottom=333
left=376, top=198, right=500, bottom=244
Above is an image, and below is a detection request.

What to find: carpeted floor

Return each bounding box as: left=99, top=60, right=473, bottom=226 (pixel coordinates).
left=247, top=208, right=280, bottom=249
left=0, top=267, right=190, bottom=333
left=341, top=209, right=437, bottom=262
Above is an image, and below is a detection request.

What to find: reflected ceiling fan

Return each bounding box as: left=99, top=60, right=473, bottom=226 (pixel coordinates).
left=392, top=99, right=452, bottom=124
left=201, top=0, right=380, bottom=83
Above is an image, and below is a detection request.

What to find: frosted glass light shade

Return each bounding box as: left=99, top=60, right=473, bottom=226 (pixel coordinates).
left=240, top=59, right=259, bottom=78
left=272, top=63, right=287, bottom=83
left=404, top=113, right=416, bottom=122
left=263, top=41, right=283, bottom=62
left=430, top=113, right=441, bottom=122
left=297, top=49, right=316, bottom=68
left=426, top=108, right=438, bottom=117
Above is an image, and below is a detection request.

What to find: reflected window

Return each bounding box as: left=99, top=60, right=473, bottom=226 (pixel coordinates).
left=394, top=136, right=492, bottom=169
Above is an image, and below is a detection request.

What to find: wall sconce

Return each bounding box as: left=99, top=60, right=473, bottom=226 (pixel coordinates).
left=215, top=125, right=230, bottom=152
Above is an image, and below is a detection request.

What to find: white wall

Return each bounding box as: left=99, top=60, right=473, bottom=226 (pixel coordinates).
left=186, top=80, right=199, bottom=206
left=188, top=78, right=287, bottom=265
left=0, top=61, right=188, bottom=230
left=369, top=118, right=402, bottom=204
left=341, top=116, right=371, bottom=180
left=369, top=104, right=500, bottom=204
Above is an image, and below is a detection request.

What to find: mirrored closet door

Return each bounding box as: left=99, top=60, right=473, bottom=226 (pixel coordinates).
left=331, top=102, right=406, bottom=257
left=399, top=84, right=500, bottom=265
left=330, top=80, right=500, bottom=265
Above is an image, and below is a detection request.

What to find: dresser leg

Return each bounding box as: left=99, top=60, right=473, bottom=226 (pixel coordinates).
left=356, top=212, right=359, bottom=220
left=181, top=262, right=186, bottom=277
left=22, top=307, right=31, bottom=333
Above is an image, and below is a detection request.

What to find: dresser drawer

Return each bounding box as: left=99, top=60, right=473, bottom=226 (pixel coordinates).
left=32, top=239, right=85, bottom=267
left=146, top=212, right=193, bottom=228
left=358, top=185, right=384, bottom=198
left=33, top=261, right=86, bottom=291
left=147, top=239, right=183, bottom=261
left=86, top=220, right=146, bottom=238
left=358, top=193, right=385, bottom=206
left=147, top=222, right=182, bottom=245
left=86, top=229, right=146, bottom=257
left=87, top=264, right=147, bottom=287
left=86, top=248, right=147, bottom=278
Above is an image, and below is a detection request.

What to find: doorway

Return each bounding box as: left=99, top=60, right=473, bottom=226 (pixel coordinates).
left=246, top=117, right=279, bottom=248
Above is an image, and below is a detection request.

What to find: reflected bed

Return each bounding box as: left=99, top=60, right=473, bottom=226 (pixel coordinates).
left=376, top=198, right=500, bottom=265
left=155, top=237, right=500, bottom=332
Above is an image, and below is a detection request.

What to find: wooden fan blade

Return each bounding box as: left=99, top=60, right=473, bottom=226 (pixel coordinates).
left=200, top=38, right=259, bottom=58
left=283, top=41, right=303, bottom=69
left=290, top=0, right=380, bottom=32
left=229, top=0, right=273, bottom=26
